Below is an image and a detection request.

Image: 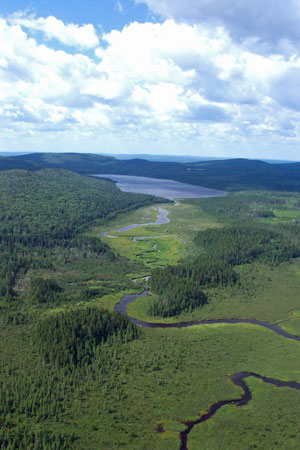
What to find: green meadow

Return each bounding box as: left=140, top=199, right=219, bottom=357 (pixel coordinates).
left=91, top=191, right=300, bottom=449
left=3, top=319, right=300, bottom=449
left=127, top=260, right=300, bottom=325
left=3, top=175, right=300, bottom=450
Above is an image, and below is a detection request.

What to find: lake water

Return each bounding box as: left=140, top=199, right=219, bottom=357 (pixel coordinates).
left=93, top=174, right=227, bottom=200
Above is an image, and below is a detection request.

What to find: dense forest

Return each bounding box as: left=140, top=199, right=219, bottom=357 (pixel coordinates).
left=34, top=308, right=140, bottom=368
left=147, top=279, right=207, bottom=317
left=2, top=152, right=300, bottom=191
left=148, top=192, right=300, bottom=317
left=0, top=168, right=163, bottom=306
left=2, top=156, right=300, bottom=448
left=0, top=167, right=162, bottom=449
left=0, top=307, right=141, bottom=449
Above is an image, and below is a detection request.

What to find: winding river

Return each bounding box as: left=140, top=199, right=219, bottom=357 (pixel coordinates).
left=116, top=290, right=300, bottom=449
left=103, top=204, right=300, bottom=449
left=101, top=207, right=169, bottom=238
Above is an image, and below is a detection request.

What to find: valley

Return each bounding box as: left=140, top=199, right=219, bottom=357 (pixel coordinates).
left=1, top=159, right=300, bottom=449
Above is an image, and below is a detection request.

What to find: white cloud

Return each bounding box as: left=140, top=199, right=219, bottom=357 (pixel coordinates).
left=116, top=1, right=124, bottom=14
left=9, top=13, right=99, bottom=49
left=2, top=14, right=300, bottom=159
left=136, top=0, right=300, bottom=55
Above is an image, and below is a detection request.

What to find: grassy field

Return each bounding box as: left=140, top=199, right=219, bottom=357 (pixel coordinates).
left=189, top=376, right=300, bottom=450
left=4, top=190, right=300, bottom=450
left=3, top=320, right=300, bottom=449
left=87, top=204, right=161, bottom=237
left=72, top=192, right=300, bottom=449
left=127, top=260, right=300, bottom=325
left=95, top=200, right=220, bottom=269
left=103, top=235, right=185, bottom=267
left=7, top=323, right=298, bottom=450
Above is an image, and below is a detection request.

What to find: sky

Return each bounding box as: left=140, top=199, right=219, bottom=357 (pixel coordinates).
left=1, top=1, right=300, bottom=160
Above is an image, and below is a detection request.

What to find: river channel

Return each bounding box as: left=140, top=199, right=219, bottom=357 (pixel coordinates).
left=116, top=290, right=300, bottom=449
left=101, top=207, right=169, bottom=237
left=103, top=202, right=300, bottom=449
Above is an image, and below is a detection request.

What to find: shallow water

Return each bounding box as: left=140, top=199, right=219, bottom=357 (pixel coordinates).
left=101, top=206, right=169, bottom=237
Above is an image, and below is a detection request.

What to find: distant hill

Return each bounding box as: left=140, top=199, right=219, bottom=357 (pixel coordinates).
left=0, top=155, right=39, bottom=171
left=16, top=152, right=116, bottom=172
left=2, top=152, right=300, bottom=192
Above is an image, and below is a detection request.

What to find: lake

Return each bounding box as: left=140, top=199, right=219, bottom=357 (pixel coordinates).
left=93, top=174, right=227, bottom=200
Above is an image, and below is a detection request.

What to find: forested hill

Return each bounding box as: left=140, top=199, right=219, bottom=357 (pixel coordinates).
left=0, top=168, right=162, bottom=298
left=0, top=168, right=161, bottom=242
left=0, top=155, right=39, bottom=171
left=15, top=152, right=116, bottom=173
left=3, top=152, right=300, bottom=191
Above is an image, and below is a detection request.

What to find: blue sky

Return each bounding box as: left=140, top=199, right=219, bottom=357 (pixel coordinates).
left=2, top=0, right=153, bottom=32
left=1, top=0, right=300, bottom=160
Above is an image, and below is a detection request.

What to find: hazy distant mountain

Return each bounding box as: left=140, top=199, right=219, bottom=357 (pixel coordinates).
left=1, top=152, right=300, bottom=192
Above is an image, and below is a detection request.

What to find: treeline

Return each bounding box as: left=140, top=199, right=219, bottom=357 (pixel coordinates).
left=0, top=307, right=141, bottom=448
left=0, top=168, right=163, bottom=301
left=186, top=191, right=293, bottom=224
left=149, top=261, right=235, bottom=317
left=148, top=280, right=207, bottom=317
left=149, top=220, right=300, bottom=317
left=0, top=168, right=162, bottom=247
left=0, top=425, right=75, bottom=450
left=194, top=224, right=300, bottom=266
left=34, top=307, right=141, bottom=369
left=27, top=277, right=63, bottom=305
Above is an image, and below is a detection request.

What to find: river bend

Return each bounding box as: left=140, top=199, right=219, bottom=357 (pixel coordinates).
left=115, top=290, right=300, bottom=449
left=106, top=203, right=300, bottom=448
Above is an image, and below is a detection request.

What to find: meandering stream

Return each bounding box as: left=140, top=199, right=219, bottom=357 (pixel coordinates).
left=101, top=206, right=169, bottom=237
left=116, top=290, right=300, bottom=449
left=103, top=203, right=300, bottom=449
left=178, top=372, right=300, bottom=450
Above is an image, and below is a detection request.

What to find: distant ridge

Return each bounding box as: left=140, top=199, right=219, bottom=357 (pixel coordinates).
left=1, top=152, right=300, bottom=192
left=0, top=155, right=39, bottom=171
left=102, top=153, right=298, bottom=164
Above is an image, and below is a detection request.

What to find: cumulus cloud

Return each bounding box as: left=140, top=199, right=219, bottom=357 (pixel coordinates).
left=136, top=0, right=300, bottom=55
left=9, top=13, right=99, bottom=48
left=2, top=14, right=300, bottom=159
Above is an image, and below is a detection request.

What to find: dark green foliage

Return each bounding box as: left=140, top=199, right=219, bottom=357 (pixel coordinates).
left=0, top=155, right=38, bottom=171
left=0, top=423, right=75, bottom=450
left=150, top=261, right=236, bottom=292
left=194, top=224, right=300, bottom=266
left=16, top=152, right=115, bottom=173
left=187, top=191, right=291, bottom=223
left=0, top=310, right=35, bottom=326
left=7, top=152, right=300, bottom=191
left=0, top=165, right=157, bottom=449
left=149, top=192, right=300, bottom=317
left=34, top=308, right=141, bottom=368
left=0, top=168, right=161, bottom=299
left=149, top=221, right=300, bottom=317
left=27, top=277, right=63, bottom=304
left=149, top=260, right=236, bottom=317
left=148, top=281, right=207, bottom=317
left=71, top=235, right=114, bottom=258
left=0, top=168, right=160, bottom=249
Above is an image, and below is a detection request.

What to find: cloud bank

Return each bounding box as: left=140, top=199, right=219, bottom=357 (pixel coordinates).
left=1, top=4, right=300, bottom=159
left=136, top=0, right=300, bottom=54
